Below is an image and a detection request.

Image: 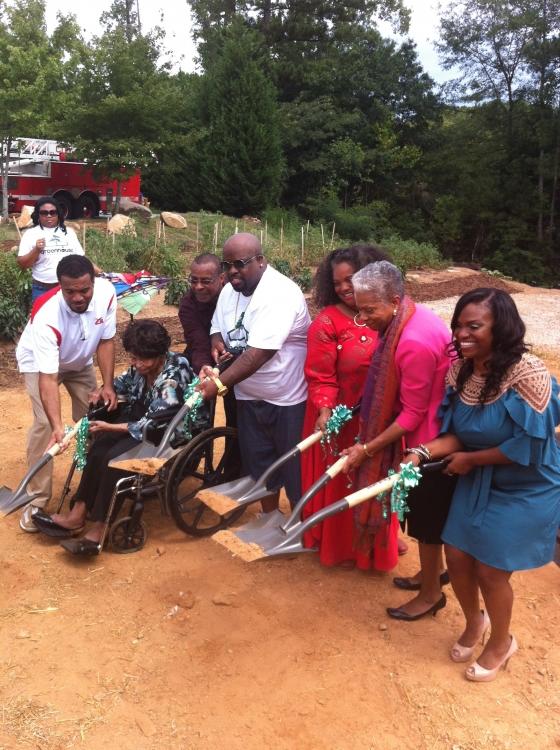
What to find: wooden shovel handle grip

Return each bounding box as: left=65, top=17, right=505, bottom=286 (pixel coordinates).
left=46, top=417, right=86, bottom=458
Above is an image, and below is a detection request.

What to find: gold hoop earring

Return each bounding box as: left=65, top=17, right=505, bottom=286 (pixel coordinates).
left=353, top=314, right=366, bottom=327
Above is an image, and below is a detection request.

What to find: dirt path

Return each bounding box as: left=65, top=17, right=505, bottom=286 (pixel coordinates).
left=0, top=269, right=559, bottom=750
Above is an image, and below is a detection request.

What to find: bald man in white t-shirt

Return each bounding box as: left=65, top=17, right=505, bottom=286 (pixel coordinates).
left=198, top=233, right=310, bottom=517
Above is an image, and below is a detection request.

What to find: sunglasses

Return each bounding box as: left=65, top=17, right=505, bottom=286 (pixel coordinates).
left=39, top=209, right=58, bottom=217
left=221, top=255, right=259, bottom=272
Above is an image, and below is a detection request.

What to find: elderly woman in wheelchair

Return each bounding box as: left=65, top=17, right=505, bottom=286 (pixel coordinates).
left=32, top=319, right=210, bottom=555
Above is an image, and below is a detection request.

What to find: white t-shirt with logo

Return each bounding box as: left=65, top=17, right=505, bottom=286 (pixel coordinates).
left=18, top=225, right=85, bottom=283
left=16, top=278, right=117, bottom=374
left=211, top=265, right=310, bottom=405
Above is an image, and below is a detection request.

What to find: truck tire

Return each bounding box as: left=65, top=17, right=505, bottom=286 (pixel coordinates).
left=76, top=194, right=99, bottom=219
left=54, top=193, right=74, bottom=220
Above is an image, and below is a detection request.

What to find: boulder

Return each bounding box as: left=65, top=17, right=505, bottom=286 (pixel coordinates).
left=107, top=213, right=136, bottom=236
left=16, top=205, right=34, bottom=229
left=161, top=211, right=187, bottom=229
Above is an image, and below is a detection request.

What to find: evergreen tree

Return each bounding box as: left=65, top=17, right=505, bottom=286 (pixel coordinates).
left=196, top=21, right=284, bottom=215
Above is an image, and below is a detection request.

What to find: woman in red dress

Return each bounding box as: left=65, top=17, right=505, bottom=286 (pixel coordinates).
left=301, top=244, right=390, bottom=566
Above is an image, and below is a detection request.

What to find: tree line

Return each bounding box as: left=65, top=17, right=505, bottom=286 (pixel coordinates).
left=1, top=0, right=560, bottom=284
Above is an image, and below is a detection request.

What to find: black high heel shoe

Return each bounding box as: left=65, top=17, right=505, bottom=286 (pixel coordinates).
left=386, top=592, right=447, bottom=621
left=393, top=570, right=450, bottom=591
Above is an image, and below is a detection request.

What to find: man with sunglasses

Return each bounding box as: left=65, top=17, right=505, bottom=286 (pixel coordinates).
left=198, top=233, right=310, bottom=517
left=178, top=253, right=224, bottom=374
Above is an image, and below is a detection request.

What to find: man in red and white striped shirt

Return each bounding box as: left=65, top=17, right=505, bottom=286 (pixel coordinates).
left=16, top=255, right=118, bottom=531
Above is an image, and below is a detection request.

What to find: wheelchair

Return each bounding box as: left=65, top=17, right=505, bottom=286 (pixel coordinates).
left=55, top=397, right=245, bottom=554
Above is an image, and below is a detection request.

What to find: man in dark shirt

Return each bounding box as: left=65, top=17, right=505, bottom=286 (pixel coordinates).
left=178, top=253, right=223, bottom=373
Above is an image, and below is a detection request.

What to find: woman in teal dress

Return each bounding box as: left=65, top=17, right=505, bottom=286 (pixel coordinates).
left=406, top=288, right=560, bottom=682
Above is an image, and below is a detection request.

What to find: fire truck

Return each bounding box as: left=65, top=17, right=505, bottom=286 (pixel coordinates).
left=1, top=138, right=142, bottom=219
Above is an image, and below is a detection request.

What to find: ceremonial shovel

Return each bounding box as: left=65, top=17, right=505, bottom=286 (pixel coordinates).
left=0, top=418, right=87, bottom=516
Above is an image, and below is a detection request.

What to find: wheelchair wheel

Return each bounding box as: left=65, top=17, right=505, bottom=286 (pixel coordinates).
left=166, top=426, right=245, bottom=536
left=109, top=516, right=147, bottom=553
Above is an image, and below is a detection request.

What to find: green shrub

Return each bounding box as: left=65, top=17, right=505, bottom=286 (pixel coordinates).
left=381, top=235, right=443, bottom=273
left=270, top=257, right=313, bottom=291
left=0, top=253, right=32, bottom=341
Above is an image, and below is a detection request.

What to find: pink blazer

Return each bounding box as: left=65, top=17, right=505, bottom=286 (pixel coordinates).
left=393, top=304, right=452, bottom=447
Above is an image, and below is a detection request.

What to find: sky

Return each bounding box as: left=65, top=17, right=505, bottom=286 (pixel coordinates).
left=44, top=0, right=452, bottom=83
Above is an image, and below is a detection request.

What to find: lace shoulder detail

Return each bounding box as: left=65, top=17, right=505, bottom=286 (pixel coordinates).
left=445, top=359, right=462, bottom=389
left=507, top=353, right=551, bottom=413
left=450, top=352, right=552, bottom=410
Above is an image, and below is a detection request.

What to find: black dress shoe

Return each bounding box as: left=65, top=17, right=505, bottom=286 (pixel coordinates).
left=60, top=538, right=101, bottom=556
left=392, top=570, right=450, bottom=591
left=386, top=592, right=447, bottom=621
left=32, top=511, right=83, bottom=539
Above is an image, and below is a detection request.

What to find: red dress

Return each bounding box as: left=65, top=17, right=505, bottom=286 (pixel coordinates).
left=301, top=305, right=377, bottom=566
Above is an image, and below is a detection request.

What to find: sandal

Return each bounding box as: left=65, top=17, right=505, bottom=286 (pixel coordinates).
left=32, top=511, right=84, bottom=539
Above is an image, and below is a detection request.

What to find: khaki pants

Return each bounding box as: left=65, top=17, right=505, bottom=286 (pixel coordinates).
left=23, top=367, right=97, bottom=508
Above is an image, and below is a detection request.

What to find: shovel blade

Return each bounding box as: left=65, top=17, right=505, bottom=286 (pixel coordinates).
left=213, top=522, right=316, bottom=561
left=0, top=486, right=37, bottom=516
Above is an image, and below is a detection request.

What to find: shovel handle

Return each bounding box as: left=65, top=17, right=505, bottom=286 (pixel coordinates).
left=296, top=431, right=323, bottom=452
left=46, top=417, right=85, bottom=458
left=345, top=473, right=400, bottom=508
left=325, top=454, right=349, bottom=478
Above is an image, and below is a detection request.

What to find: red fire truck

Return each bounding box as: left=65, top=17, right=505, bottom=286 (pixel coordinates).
left=1, top=138, right=142, bottom=219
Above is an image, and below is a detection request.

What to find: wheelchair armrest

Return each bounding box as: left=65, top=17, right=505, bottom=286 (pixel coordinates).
left=140, top=405, right=183, bottom=446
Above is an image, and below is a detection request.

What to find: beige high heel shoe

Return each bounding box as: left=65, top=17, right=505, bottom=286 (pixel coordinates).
left=450, top=610, right=491, bottom=663
left=465, top=635, right=518, bottom=682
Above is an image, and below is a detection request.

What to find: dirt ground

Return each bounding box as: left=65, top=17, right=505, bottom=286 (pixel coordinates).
left=0, top=269, right=559, bottom=750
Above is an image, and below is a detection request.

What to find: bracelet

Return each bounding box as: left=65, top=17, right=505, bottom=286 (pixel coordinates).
left=362, top=442, right=375, bottom=458
left=405, top=445, right=432, bottom=463
left=418, top=444, right=432, bottom=461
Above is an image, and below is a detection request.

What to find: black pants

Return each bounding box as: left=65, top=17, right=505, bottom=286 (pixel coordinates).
left=73, top=433, right=140, bottom=523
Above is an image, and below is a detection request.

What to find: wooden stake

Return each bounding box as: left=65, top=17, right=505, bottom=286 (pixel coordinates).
left=260, top=229, right=263, bottom=247
left=13, top=217, right=21, bottom=240
left=306, top=219, right=310, bottom=234
left=82, top=222, right=86, bottom=251
left=280, top=219, right=284, bottom=254
left=235, top=219, right=239, bottom=234
left=330, top=222, right=336, bottom=250
left=301, top=226, right=304, bottom=263
left=162, top=221, right=167, bottom=245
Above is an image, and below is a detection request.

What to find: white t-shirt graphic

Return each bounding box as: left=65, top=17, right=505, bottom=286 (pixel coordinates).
left=18, top=225, right=85, bottom=283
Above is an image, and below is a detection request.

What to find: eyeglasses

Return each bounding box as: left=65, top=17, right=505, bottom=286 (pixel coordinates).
left=188, top=275, right=220, bottom=286
left=39, top=209, right=58, bottom=217
left=221, top=255, right=259, bottom=272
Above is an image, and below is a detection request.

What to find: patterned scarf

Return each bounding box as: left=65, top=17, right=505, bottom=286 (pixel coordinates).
left=355, top=296, right=416, bottom=549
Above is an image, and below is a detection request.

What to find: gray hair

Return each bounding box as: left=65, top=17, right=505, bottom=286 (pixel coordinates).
left=352, top=261, right=404, bottom=301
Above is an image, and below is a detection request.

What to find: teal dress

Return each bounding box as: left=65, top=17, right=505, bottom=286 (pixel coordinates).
left=440, top=355, right=560, bottom=571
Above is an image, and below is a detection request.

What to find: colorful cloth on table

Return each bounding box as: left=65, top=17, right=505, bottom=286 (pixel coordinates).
left=356, top=301, right=452, bottom=571
left=114, top=351, right=209, bottom=441
left=441, top=354, right=560, bottom=571
left=301, top=305, right=377, bottom=566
